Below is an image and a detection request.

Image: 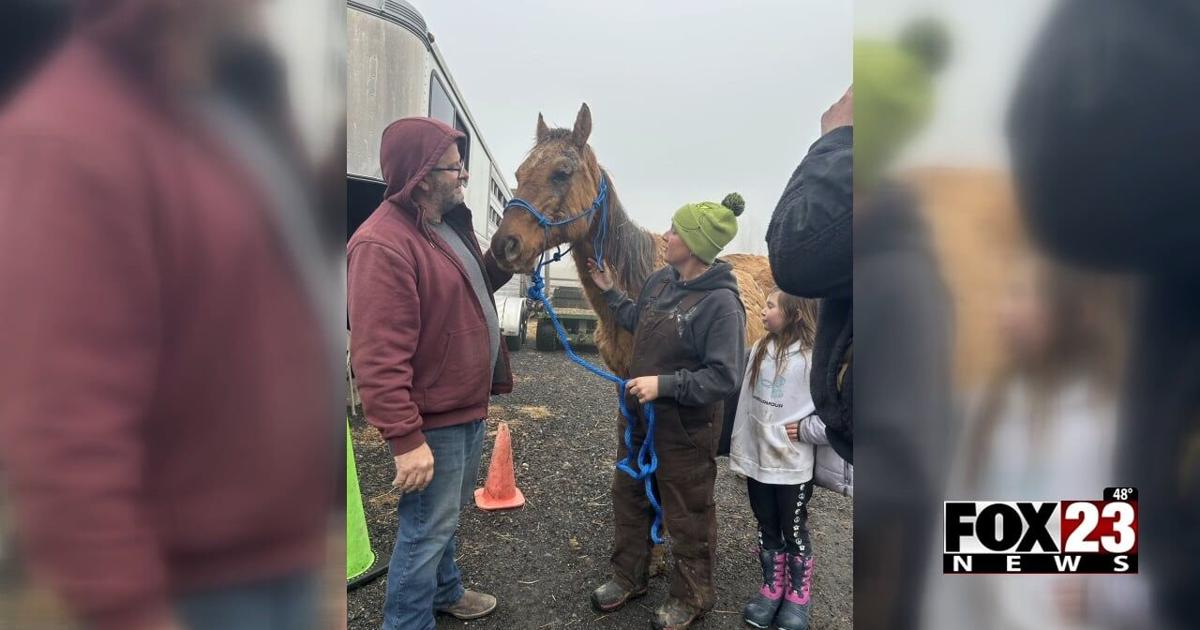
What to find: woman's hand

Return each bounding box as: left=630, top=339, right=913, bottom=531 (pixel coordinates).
left=626, top=376, right=660, bottom=404
left=786, top=422, right=800, bottom=441
left=586, top=258, right=615, bottom=292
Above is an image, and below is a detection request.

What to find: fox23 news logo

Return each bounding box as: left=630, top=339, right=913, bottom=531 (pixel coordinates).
left=944, top=487, right=1138, bottom=574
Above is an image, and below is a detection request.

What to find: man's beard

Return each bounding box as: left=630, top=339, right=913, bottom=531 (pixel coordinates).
left=435, top=180, right=462, bottom=216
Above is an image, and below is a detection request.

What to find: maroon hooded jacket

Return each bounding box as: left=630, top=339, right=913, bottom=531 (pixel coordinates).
left=0, top=4, right=334, bottom=630
left=348, top=117, right=514, bottom=456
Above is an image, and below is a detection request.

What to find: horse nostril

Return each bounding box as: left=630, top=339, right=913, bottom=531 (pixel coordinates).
left=502, top=236, right=520, bottom=263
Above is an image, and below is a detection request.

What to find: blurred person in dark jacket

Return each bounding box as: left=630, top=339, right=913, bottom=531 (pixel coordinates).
left=1009, top=1, right=1200, bottom=626
left=0, top=1, right=341, bottom=629
left=851, top=19, right=954, bottom=630
left=766, top=88, right=853, bottom=463
left=853, top=182, right=952, bottom=630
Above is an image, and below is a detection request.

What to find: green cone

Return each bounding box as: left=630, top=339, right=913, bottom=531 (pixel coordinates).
left=346, top=421, right=376, bottom=581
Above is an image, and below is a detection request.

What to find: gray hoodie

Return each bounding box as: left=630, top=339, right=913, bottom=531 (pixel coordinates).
left=603, top=261, right=747, bottom=406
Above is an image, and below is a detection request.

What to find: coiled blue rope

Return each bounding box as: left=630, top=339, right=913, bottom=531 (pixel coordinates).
left=507, top=176, right=664, bottom=544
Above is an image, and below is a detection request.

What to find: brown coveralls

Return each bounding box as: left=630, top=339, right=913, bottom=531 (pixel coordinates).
left=610, top=275, right=722, bottom=611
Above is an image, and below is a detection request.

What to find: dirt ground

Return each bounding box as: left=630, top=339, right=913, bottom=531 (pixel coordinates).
left=348, top=349, right=853, bottom=630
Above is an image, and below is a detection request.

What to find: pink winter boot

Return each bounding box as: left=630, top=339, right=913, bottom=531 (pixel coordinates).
left=774, top=552, right=813, bottom=630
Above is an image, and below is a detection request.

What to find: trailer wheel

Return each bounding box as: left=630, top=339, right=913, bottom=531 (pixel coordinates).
left=505, top=334, right=522, bottom=352
left=535, top=319, right=559, bottom=351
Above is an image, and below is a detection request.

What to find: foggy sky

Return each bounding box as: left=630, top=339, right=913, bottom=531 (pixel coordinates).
left=856, top=0, right=1053, bottom=170
left=410, top=0, right=852, bottom=255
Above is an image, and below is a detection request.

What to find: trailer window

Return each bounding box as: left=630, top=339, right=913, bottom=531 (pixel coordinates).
left=429, top=74, right=454, bottom=126
left=429, top=73, right=470, bottom=173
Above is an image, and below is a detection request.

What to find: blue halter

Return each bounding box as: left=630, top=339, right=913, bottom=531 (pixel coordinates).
left=504, top=174, right=610, bottom=272
left=504, top=174, right=664, bottom=544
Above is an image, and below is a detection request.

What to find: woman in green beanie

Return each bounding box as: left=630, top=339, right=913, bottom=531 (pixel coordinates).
left=585, top=194, right=749, bottom=630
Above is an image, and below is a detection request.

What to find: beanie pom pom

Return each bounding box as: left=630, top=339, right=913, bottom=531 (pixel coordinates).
left=900, top=16, right=951, bottom=74
left=721, top=193, right=745, bottom=217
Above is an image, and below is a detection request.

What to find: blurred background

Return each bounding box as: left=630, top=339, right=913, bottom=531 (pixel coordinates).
left=3, top=1, right=1197, bottom=629
left=1, top=1, right=345, bottom=628
left=854, top=1, right=1199, bottom=629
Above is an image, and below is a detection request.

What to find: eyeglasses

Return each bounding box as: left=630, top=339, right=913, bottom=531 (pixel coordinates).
left=430, top=162, right=466, bottom=176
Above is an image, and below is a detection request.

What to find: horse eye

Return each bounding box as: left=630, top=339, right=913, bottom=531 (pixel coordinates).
left=551, top=170, right=570, bottom=183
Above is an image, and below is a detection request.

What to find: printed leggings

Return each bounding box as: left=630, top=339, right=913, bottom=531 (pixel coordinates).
left=747, top=477, right=814, bottom=554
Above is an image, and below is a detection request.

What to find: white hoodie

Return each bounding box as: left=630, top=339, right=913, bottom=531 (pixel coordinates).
left=729, top=339, right=817, bottom=484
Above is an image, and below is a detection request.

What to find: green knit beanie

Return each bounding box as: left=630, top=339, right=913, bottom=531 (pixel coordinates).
left=854, top=17, right=950, bottom=191
left=671, top=193, right=745, bottom=264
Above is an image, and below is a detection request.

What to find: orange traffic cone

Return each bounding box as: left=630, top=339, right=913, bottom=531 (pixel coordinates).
left=474, top=422, right=526, bottom=510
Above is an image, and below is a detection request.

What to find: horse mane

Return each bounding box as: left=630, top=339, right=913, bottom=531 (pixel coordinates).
left=594, top=168, right=658, bottom=297
left=540, top=128, right=575, bottom=143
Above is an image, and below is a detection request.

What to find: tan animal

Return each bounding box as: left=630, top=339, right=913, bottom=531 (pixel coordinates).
left=489, top=103, right=773, bottom=377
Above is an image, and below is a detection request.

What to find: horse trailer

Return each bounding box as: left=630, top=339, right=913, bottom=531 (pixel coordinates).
left=346, top=0, right=529, bottom=350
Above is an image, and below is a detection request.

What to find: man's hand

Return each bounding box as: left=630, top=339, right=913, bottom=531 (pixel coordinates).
left=820, top=86, right=853, bottom=135
left=786, top=422, right=800, bottom=442
left=586, top=258, right=614, bottom=292
left=627, top=376, right=661, bottom=404
left=393, top=442, right=435, bottom=493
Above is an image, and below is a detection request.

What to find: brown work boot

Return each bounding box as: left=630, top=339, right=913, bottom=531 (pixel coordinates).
left=590, top=579, right=648, bottom=613
left=437, top=589, right=497, bottom=620
left=651, top=597, right=704, bottom=629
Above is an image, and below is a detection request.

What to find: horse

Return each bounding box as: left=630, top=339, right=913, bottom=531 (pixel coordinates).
left=489, top=103, right=774, bottom=377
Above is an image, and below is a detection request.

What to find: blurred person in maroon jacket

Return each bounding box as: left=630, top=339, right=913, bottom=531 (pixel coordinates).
left=0, top=2, right=340, bottom=630
left=347, top=117, right=513, bottom=630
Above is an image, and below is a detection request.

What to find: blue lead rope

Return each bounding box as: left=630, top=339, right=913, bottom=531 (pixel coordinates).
left=508, top=176, right=664, bottom=544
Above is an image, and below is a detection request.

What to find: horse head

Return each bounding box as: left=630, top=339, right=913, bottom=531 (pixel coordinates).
left=490, top=103, right=606, bottom=273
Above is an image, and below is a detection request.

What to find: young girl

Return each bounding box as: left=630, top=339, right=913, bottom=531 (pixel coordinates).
left=586, top=194, right=748, bottom=630
left=729, top=290, right=826, bottom=630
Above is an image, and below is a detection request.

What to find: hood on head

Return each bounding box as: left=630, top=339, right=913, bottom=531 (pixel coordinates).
left=75, top=0, right=174, bottom=70
left=379, top=116, right=465, bottom=208
left=75, top=1, right=268, bottom=95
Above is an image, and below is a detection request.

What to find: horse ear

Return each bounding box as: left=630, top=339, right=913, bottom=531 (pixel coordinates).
left=536, top=113, right=550, bottom=143
left=572, top=103, right=592, bottom=147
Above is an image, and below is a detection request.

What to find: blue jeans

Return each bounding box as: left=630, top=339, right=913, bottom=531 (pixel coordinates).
left=382, top=419, right=485, bottom=630
left=175, top=572, right=318, bottom=630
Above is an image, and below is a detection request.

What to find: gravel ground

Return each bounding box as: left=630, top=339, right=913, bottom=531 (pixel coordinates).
left=348, top=348, right=852, bottom=630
